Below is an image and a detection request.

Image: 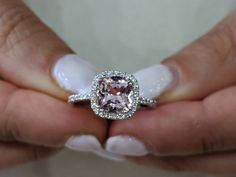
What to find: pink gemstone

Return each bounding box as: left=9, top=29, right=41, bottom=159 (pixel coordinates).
left=97, top=76, right=134, bottom=113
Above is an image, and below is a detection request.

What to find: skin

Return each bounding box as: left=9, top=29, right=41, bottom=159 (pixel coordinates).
left=0, top=0, right=236, bottom=175
left=0, top=0, right=107, bottom=168
left=109, top=10, right=236, bottom=176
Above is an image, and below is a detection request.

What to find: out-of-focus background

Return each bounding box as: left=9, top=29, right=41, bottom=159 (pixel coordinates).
left=1, top=0, right=235, bottom=177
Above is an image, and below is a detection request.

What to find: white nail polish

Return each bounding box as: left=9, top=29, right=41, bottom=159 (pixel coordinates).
left=94, top=149, right=126, bottom=162
left=65, top=135, right=126, bottom=161
left=105, top=136, right=148, bottom=156
left=65, top=135, right=102, bottom=152
left=52, top=54, right=99, bottom=94
left=134, top=64, right=173, bottom=98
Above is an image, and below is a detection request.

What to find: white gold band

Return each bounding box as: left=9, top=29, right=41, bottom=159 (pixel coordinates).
left=68, top=94, right=156, bottom=108
left=68, top=70, right=157, bottom=120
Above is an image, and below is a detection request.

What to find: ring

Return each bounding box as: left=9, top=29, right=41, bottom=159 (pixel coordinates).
left=68, top=70, right=157, bottom=120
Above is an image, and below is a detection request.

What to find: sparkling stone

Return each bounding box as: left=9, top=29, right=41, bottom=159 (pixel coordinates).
left=96, top=76, right=134, bottom=113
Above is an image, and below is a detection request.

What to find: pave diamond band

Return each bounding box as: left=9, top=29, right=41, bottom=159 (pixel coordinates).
left=138, top=97, right=157, bottom=108
left=68, top=94, right=91, bottom=103
left=68, top=94, right=156, bottom=108
left=68, top=70, right=157, bottom=120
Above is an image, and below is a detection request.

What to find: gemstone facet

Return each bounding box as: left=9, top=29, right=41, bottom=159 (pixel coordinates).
left=97, top=76, right=133, bottom=114
left=90, top=71, right=139, bottom=120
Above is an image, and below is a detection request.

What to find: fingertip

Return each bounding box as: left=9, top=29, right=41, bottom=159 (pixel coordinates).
left=52, top=54, right=99, bottom=95
left=105, top=135, right=149, bottom=156
left=134, top=64, right=174, bottom=99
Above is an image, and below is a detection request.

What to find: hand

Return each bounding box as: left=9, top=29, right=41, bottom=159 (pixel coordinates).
left=105, top=11, right=236, bottom=175
left=0, top=0, right=108, bottom=168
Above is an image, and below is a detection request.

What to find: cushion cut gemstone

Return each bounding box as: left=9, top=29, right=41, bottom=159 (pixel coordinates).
left=96, top=76, right=134, bottom=113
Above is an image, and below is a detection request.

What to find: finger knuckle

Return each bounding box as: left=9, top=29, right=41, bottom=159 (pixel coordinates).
left=0, top=2, right=46, bottom=52
left=198, top=104, right=226, bottom=153
left=0, top=89, right=22, bottom=141
left=204, top=19, right=236, bottom=63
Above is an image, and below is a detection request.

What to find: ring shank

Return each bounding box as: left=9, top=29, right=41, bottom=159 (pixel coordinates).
left=68, top=94, right=91, bottom=104
left=68, top=94, right=157, bottom=108
left=138, top=97, right=157, bottom=108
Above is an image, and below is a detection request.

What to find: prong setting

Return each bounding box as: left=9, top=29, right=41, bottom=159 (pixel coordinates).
left=68, top=70, right=157, bottom=120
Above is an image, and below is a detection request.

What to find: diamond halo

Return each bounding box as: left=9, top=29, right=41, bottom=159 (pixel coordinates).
left=68, top=70, right=156, bottom=120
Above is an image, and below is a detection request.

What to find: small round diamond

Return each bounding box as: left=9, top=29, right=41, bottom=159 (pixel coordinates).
left=68, top=70, right=157, bottom=120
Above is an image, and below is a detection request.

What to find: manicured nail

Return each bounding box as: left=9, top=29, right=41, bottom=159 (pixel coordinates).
left=94, top=149, right=126, bottom=162
left=65, top=135, right=102, bottom=152
left=105, top=136, right=148, bottom=156
left=52, top=54, right=98, bottom=94
left=65, top=135, right=126, bottom=161
left=134, top=64, right=173, bottom=98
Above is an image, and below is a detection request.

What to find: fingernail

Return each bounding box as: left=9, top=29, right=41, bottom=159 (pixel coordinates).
left=52, top=54, right=98, bottom=94
left=65, top=135, right=102, bottom=152
left=105, top=136, right=148, bottom=156
left=134, top=64, right=173, bottom=98
left=65, top=135, right=126, bottom=162
left=94, top=149, right=126, bottom=162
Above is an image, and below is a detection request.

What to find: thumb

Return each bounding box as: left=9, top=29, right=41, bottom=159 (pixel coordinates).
left=0, top=0, right=111, bottom=158
left=0, top=0, right=97, bottom=99
left=134, top=11, right=236, bottom=102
